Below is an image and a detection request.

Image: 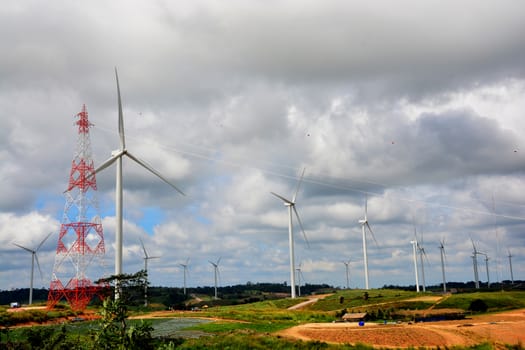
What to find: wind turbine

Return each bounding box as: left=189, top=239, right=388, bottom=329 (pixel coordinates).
left=342, top=260, right=351, bottom=289
left=94, top=68, right=185, bottom=298
left=410, top=239, right=420, bottom=292
left=508, top=249, right=514, bottom=284
left=438, top=239, right=447, bottom=293
left=209, top=257, right=221, bottom=299
left=470, top=237, right=481, bottom=289
left=13, top=232, right=53, bottom=305
left=358, top=196, right=378, bottom=290
left=296, top=262, right=305, bottom=297
left=140, top=238, right=160, bottom=307
left=271, top=168, right=309, bottom=299
left=482, top=253, right=490, bottom=288
left=179, top=258, right=190, bottom=295
left=417, top=231, right=429, bottom=292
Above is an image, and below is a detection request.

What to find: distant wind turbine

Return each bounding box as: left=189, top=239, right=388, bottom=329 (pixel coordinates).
left=209, top=257, right=221, bottom=299
left=94, top=68, right=185, bottom=298
left=508, top=249, right=514, bottom=284
left=410, top=239, right=420, bottom=293
left=296, top=263, right=305, bottom=297
left=179, top=258, right=190, bottom=295
left=13, top=232, right=53, bottom=305
left=416, top=230, right=429, bottom=292
left=271, top=168, right=309, bottom=299
left=470, top=237, right=481, bottom=289
left=358, top=196, right=378, bottom=290
left=482, top=253, right=490, bottom=288
left=140, top=238, right=160, bottom=307
left=342, top=260, right=351, bottom=289
left=438, top=239, right=447, bottom=293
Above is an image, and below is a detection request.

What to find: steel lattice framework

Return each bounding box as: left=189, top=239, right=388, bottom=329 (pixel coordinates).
left=47, top=105, right=107, bottom=311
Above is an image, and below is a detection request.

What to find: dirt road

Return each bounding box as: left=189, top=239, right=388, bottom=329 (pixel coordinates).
left=278, top=309, right=525, bottom=348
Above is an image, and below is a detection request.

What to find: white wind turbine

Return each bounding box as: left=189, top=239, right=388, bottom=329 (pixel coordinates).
left=179, top=258, right=190, bottom=295
left=438, top=239, right=447, bottom=293
left=470, top=237, right=481, bottom=289
left=507, top=249, right=514, bottom=284
left=209, top=257, right=221, bottom=299
left=342, top=259, right=351, bottom=289
left=13, top=232, right=53, bottom=305
left=410, top=239, right=420, bottom=293
left=140, top=238, right=160, bottom=307
left=416, top=230, right=429, bottom=292
left=481, top=253, right=490, bottom=288
left=94, top=69, right=185, bottom=298
left=296, top=262, right=305, bottom=297
left=271, top=168, right=309, bottom=299
left=358, top=196, right=377, bottom=290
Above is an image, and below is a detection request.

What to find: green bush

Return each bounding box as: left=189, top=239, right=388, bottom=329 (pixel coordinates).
left=469, top=299, right=488, bottom=313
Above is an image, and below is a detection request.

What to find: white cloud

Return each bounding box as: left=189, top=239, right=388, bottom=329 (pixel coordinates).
left=1, top=0, right=524, bottom=291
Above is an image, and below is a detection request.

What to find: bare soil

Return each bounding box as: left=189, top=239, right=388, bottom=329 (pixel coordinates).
left=278, top=309, right=525, bottom=348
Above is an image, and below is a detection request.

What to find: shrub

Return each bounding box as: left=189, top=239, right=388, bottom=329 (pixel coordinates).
left=468, top=299, right=488, bottom=313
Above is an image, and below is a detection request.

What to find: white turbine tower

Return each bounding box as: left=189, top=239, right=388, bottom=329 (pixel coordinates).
left=482, top=253, right=490, bottom=288
left=179, top=258, right=190, bottom=295
left=358, top=196, right=377, bottom=290
left=410, top=239, right=420, bottom=293
left=140, top=238, right=160, bottom=307
left=342, top=260, right=351, bottom=289
left=94, top=69, right=185, bottom=298
left=508, top=249, right=514, bottom=284
left=209, top=257, right=221, bottom=300
left=13, top=232, right=53, bottom=305
left=417, top=233, right=428, bottom=293
left=471, top=237, right=481, bottom=289
left=271, top=168, right=309, bottom=299
left=439, top=239, right=447, bottom=293
left=296, top=262, right=305, bottom=297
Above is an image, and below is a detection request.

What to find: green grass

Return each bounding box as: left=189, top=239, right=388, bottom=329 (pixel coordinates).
left=435, top=291, right=525, bottom=311
left=307, top=289, right=421, bottom=311
left=172, top=331, right=372, bottom=350
left=3, top=290, right=525, bottom=349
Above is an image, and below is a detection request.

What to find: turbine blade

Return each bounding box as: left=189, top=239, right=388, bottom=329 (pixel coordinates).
left=115, top=67, right=125, bottom=150
left=470, top=236, right=477, bottom=253
left=93, top=153, right=121, bottom=175
left=36, top=231, right=53, bottom=252
left=366, top=222, right=379, bottom=247
left=140, top=238, right=148, bottom=258
left=208, top=260, right=216, bottom=267
left=35, top=253, right=44, bottom=281
left=270, top=192, right=293, bottom=205
left=217, top=257, right=221, bottom=266
left=149, top=256, right=161, bottom=260
left=185, top=257, right=190, bottom=265
left=13, top=243, right=33, bottom=253
left=125, top=151, right=185, bottom=196
left=292, top=167, right=306, bottom=203
left=422, top=248, right=430, bottom=264
left=364, top=195, right=368, bottom=220
left=293, top=205, right=310, bottom=248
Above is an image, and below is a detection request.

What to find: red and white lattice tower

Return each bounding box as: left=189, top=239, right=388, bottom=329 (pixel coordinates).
left=47, top=105, right=107, bottom=311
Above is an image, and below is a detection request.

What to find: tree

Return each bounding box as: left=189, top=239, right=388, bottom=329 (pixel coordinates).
left=93, top=271, right=155, bottom=350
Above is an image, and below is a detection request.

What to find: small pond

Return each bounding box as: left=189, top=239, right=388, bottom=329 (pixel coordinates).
left=150, top=317, right=212, bottom=338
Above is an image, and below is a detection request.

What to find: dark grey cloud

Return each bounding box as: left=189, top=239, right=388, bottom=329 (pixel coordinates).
left=1, top=1, right=524, bottom=290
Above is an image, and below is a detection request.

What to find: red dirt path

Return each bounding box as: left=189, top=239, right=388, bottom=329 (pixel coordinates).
left=278, top=309, right=525, bottom=348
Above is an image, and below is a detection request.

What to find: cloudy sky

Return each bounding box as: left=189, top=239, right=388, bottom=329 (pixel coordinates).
left=1, top=1, right=525, bottom=293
